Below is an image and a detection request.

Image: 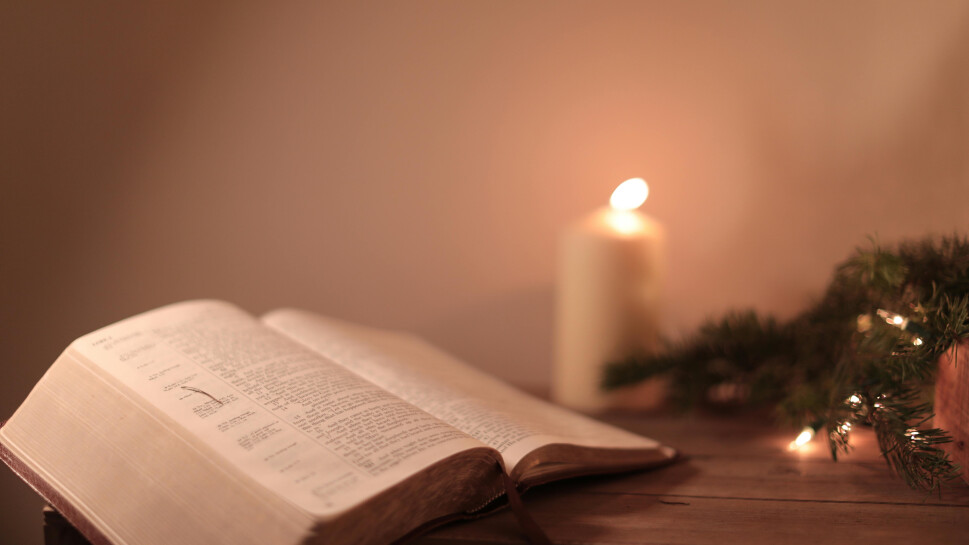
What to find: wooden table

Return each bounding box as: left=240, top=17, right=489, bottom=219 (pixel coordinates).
left=42, top=414, right=969, bottom=545
left=417, top=414, right=969, bottom=545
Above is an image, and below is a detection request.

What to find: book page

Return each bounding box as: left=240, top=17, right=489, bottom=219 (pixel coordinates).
left=68, top=301, right=488, bottom=517
left=263, top=309, right=674, bottom=471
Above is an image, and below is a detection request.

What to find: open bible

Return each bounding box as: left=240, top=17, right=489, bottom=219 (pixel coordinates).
left=1, top=300, right=676, bottom=545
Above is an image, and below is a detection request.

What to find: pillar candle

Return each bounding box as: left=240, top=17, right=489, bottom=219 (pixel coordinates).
left=553, top=178, right=664, bottom=412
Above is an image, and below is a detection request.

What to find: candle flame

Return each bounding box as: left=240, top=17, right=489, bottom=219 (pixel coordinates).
left=610, top=178, right=649, bottom=211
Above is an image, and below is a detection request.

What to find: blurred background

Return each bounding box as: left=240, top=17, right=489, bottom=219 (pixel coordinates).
left=1, top=1, right=967, bottom=543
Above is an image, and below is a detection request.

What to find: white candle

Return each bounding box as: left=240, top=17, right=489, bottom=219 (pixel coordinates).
left=553, top=178, right=664, bottom=412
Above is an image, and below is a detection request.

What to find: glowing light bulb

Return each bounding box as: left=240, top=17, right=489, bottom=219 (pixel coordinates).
left=609, top=178, right=649, bottom=211
left=876, top=309, right=908, bottom=329
left=848, top=394, right=861, bottom=405
left=913, top=337, right=923, bottom=346
left=788, top=426, right=815, bottom=451
left=840, top=422, right=852, bottom=432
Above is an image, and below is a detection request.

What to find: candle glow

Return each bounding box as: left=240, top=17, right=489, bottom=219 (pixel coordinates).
left=606, top=211, right=644, bottom=234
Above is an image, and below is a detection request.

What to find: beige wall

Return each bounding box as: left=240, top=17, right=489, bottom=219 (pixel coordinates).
left=2, top=2, right=968, bottom=543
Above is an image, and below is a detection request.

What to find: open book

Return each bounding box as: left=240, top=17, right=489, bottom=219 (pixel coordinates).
left=1, top=300, right=676, bottom=545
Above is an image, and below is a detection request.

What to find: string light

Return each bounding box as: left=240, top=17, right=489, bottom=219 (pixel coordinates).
left=904, top=428, right=926, bottom=444
left=789, top=421, right=854, bottom=453
left=877, top=309, right=908, bottom=328
left=788, top=426, right=816, bottom=451
left=875, top=308, right=929, bottom=343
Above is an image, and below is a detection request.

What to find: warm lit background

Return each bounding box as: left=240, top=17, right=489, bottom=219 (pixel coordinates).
left=2, top=1, right=967, bottom=543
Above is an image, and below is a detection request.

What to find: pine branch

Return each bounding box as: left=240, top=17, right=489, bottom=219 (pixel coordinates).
left=602, top=234, right=969, bottom=490
left=869, top=387, right=960, bottom=491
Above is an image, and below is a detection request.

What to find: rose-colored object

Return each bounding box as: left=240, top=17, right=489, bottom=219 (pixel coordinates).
left=934, top=340, right=969, bottom=485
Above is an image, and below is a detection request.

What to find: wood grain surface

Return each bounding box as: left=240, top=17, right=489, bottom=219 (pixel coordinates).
left=416, top=414, right=969, bottom=545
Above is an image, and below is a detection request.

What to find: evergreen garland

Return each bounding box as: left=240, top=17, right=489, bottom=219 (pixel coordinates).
left=603, top=235, right=969, bottom=491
